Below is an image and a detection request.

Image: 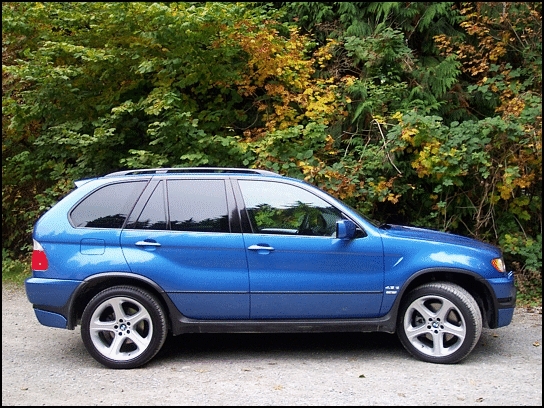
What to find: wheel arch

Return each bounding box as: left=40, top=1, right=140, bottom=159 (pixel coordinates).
left=67, top=273, right=174, bottom=331
left=394, top=268, right=497, bottom=329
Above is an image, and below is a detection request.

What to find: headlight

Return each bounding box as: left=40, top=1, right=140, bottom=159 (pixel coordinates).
left=491, top=257, right=506, bottom=273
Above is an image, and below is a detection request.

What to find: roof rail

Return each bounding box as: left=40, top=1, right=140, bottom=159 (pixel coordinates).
left=105, top=167, right=280, bottom=177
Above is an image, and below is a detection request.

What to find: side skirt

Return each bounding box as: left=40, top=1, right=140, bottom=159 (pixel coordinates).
left=169, top=315, right=397, bottom=336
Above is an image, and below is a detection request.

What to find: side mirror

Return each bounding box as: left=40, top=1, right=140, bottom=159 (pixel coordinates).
left=336, top=219, right=357, bottom=240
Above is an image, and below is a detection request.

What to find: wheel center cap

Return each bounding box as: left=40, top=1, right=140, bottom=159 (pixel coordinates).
left=119, top=323, right=127, bottom=331
left=432, top=321, right=440, bottom=329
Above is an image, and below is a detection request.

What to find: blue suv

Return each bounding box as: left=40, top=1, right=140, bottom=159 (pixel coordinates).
left=26, top=167, right=516, bottom=369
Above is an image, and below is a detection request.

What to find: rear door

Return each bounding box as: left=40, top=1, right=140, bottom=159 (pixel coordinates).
left=120, top=177, right=249, bottom=319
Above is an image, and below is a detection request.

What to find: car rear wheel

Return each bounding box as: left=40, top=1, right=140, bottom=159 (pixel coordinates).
left=397, top=282, right=482, bottom=364
left=81, top=286, right=167, bottom=369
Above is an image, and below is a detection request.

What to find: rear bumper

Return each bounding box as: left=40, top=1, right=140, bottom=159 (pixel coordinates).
left=25, top=277, right=82, bottom=329
left=32, top=308, right=69, bottom=329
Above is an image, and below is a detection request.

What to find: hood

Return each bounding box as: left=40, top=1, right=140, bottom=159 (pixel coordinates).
left=378, top=224, right=500, bottom=254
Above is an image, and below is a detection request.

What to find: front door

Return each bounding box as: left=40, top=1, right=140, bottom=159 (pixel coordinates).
left=236, top=179, right=384, bottom=319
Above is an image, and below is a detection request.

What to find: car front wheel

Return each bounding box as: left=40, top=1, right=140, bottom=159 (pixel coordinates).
left=81, top=286, right=168, bottom=369
left=397, top=282, right=482, bottom=364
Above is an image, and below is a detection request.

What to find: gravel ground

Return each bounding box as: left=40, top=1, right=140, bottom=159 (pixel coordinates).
left=2, top=283, right=542, bottom=406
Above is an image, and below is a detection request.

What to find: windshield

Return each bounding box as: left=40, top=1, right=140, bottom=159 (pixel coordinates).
left=306, top=181, right=380, bottom=228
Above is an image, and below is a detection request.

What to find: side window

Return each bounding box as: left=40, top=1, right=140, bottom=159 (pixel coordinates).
left=238, top=180, right=344, bottom=236
left=128, top=182, right=167, bottom=230
left=167, top=179, right=230, bottom=233
left=70, top=181, right=147, bottom=228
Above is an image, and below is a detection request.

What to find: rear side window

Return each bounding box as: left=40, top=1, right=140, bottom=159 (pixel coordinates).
left=167, top=179, right=229, bottom=233
left=70, top=181, right=147, bottom=228
left=127, top=182, right=167, bottom=230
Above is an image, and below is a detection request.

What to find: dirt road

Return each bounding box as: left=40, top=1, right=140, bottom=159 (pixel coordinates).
left=2, top=283, right=542, bottom=406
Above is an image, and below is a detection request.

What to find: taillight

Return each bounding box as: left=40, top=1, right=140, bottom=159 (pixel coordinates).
left=31, top=239, right=49, bottom=271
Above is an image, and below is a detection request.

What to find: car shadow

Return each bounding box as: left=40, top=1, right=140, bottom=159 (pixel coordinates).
left=155, top=331, right=404, bottom=362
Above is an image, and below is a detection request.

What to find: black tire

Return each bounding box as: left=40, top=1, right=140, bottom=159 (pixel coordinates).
left=397, top=282, right=482, bottom=364
left=81, top=286, right=168, bottom=369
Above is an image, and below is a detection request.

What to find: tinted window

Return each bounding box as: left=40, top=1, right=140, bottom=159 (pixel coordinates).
left=70, top=181, right=147, bottom=228
left=129, top=182, right=167, bottom=230
left=238, top=180, right=343, bottom=236
left=167, top=179, right=229, bottom=233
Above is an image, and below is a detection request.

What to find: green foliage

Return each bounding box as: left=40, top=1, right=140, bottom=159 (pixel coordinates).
left=277, top=2, right=461, bottom=51
left=500, top=234, right=543, bottom=275
left=2, top=250, right=31, bottom=285
left=2, top=2, right=541, bottom=304
left=2, top=2, right=260, bottom=251
left=343, top=24, right=412, bottom=79
left=247, top=123, right=324, bottom=177
left=384, top=112, right=541, bottom=241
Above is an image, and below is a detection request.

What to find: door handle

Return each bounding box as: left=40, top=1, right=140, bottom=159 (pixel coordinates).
left=248, top=244, right=274, bottom=251
left=135, top=240, right=161, bottom=247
